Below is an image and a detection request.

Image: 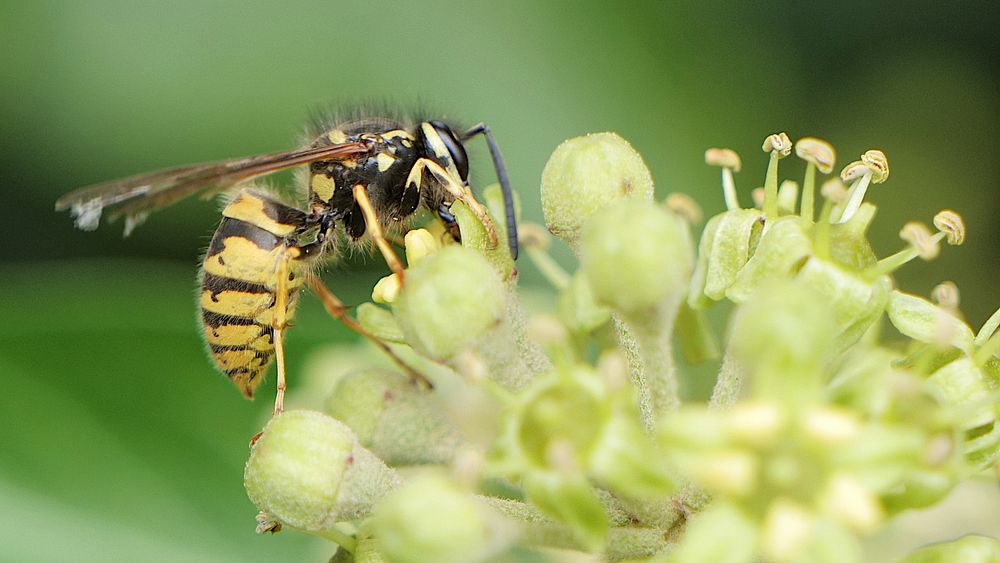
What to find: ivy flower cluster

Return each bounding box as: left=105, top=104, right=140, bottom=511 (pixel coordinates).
left=242, top=131, right=1000, bottom=562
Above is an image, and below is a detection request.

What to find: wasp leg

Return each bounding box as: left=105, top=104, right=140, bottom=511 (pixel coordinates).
left=462, top=123, right=519, bottom=259
left=405, top=158, right=500, bottom=250
left=308, top=275, right=432, bottom=389
left=352, top=184, right=406, bottom=284
left=271, top=246, right=299, bottom=417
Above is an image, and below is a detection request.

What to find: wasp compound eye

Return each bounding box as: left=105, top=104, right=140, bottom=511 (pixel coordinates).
left=429, top=121, right=470, bottom=181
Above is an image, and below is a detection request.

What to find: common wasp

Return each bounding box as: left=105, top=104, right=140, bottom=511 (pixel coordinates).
left=56, top=111, right=518, bottom=415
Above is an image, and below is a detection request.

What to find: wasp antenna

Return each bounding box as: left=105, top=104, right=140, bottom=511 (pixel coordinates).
left=463, top=123, right=519, bottom=260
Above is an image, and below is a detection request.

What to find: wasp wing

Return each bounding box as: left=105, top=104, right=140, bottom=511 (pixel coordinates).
left=56, top=142, right=368, bottom=235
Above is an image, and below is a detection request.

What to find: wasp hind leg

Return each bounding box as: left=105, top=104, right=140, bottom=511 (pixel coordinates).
left=307, top=275, right=431, bottom=388
left=404, top=158, right=501, bottom=250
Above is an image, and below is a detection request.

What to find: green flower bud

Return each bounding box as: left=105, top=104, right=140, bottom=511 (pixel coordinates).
left=541, top=132, right=654, bottom=249
left=729, top=281, right=837, bottom=401
left=662, top=503, right=758, bottom=563
left=726, top=216, right=812, bottom=303
left=882, top=469, right=957, bottom=512
left=356, top=303, right=405, bottom=343
left=373, top=474, right=492, bottom=563
left=898, top=534, right=1000, bottom=563
left=324, top=370, right=462, bottom=465
left=929, top=359, right=990, bottom=420
left=522, top=470, right=608, bottom=552
left=244, top=410, right=399, bottom=531
left=557, top=271, right=611, bottom=336
left=393, top=245, right=505, bottom=360
left=580, top=199, right=693, bottom=314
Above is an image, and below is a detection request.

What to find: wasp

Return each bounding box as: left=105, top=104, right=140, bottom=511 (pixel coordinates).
left=56, top=112, right=519, bottom=415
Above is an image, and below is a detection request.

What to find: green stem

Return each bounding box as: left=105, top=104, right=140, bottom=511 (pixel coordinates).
left=864, top=232, right=945, bottom=279
left=722, top=168, right=740, bottom=210
left=526, top=246, right=571, bottom=290
left=709, top=345, right=743, bottom=408
left=973, top=329, right=1000, bottom=366
left=615, top=306, right=681, bottom=431
left=837, top=175, right=871, bottom=223
left=312, top=524, right=358, bottom=553
left=813, top=198, right=834, bottom=261
left=763, top=152, right=780, bottom=220
left=974, top=306, right=1000, bottom=347
left=800, top=162, right=816, bottom=222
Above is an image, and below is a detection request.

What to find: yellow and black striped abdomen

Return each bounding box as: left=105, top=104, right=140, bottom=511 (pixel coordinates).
left=200, top=190, right=309, bottom=398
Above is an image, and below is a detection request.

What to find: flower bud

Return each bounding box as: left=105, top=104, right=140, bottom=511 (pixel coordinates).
left=541, top=132, right=654, bottom=249
left=393, top=245, right=505, bottom=360
left=761, top=498, right=813, bottom=562
left=898, top=534, right=1000, bottom=563
left=580, top=199, right=692, bottom=314
left=244, top=410, right=399, bottom=531
left=403, top=228, right=440, bottom=266
left=818, top=473, right=884, bottom=532
left=730, top=280, right=837, bottom=400
left=372, top=274, right=401, bottom=304
left=373, top=474, right=492, bottom=563
left=324, top=370, right=463, bottom=465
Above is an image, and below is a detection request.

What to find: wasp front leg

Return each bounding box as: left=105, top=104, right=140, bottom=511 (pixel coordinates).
left=404, top=158, right=501, bottom=249
left=352, top=184, right=407, bottom=283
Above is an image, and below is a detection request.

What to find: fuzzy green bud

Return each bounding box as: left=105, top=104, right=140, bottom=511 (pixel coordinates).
left=580, top=199, right=692, bottom=314
left=324, top=370, right=463, bottom=465
left=730, top=281, right=837, bottom=401
left=373, top=474, right=492, bottom=563
left=898, top=534, right=1000, bottom=563
left=393, top=245, right=505, bottom=360
left=541, top=132, right=654, bottom=249
left=244, top=410, right=399, bottom=531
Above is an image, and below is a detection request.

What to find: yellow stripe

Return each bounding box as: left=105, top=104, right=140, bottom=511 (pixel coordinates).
left=204, top=324, right=272, bottom=349
left=200, top=290, right=274, bottom=317
left=213, top=348, right=264, bottom=371
left=223, top=192, right=297, bottom=236
left=203, top=237, right=283, bottom=284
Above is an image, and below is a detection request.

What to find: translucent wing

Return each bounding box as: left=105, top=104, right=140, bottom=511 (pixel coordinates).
left=55, top=141, right=368, bottom=235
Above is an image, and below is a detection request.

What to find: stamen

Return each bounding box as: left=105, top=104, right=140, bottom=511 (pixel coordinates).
left=705, top=148, right=742, bottom=211
left=795, top=137, right=836, bottom=222
left=761, top=133, right=792, bottom=220
left=933, top=210, right=965, bottom=245
left=837, top=150, right=889, bottom=223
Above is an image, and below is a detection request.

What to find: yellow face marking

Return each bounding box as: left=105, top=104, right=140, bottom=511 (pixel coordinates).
left=376, top=152, right=396, bottom=172
left=328, top=129, right=348, bottom=144
left=223, top=193, right=297, bottom=236
left=205, top=324, right=272, bottom=349
left=203, top=237, right=283, bottom=284
left=311, top=174, right=336, bottom=202
left=382, top=129, right=413, bottom=141
left=200, top=289, right=274, bottom=317
left=401, top=138, right=413, bottom=148
left=420, top=122, right=461, bottom=180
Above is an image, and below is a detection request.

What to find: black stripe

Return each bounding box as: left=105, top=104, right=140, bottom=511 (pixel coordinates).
left=207, top=217, right=281, bottom=257
left=257, top=196, right=309, bottom=227
left=202, top=273, right=271, bottom=301
left=202, top=309, right=260, bottom=328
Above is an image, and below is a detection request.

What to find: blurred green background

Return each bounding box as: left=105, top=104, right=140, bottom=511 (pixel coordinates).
left=1, top=1, right=997, bottom=561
